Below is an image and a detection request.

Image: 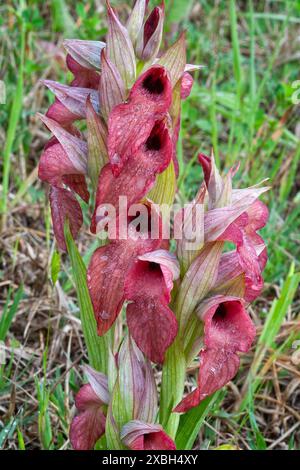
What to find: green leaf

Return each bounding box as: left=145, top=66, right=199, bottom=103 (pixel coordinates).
left=160, top=337, right=186, bottom=438
left=64, top=221, right=111, bottom=373
left=50, top=250, right=60, bottom=285
left=175, top=392, right=220, bottom=450
left=0, top=285, right=23, bottom=341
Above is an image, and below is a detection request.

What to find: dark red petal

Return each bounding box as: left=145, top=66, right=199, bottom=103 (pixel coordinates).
left=39, top=143, right=89, bottom=203
left=62, top=175, right=89, bottom=203
left=198, top=153, right=212, bottom=187
left=87, top=243, right=131, bottom=335
left=108, top=65, right=172, bottom=176
left=39, top=143, right=78, bottom=186
left=70, top=384, right=106, bottom=450
left=75, top=383, right=103, bottom=411
left=49, top=186, right=83, bottom=251
left=66, top=54, right=100, bottom=89
left=144, top=7, right=160, bottom=45
left=144, top=431, right=176, bottom=450
left=125, top=260, right=178, bottom=363
left=46, top=99, right=80, bottom=127
left=175, top=350, right=240, bottom=413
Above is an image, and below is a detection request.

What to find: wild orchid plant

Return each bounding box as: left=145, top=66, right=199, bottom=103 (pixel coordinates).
left=38, top=1, right=269, bottom=450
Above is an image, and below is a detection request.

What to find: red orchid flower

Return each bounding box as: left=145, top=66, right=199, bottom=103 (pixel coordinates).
left=175, top=295, right=256, bottom=412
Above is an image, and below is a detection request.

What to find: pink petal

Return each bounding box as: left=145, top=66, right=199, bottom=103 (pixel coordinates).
left=99, top=49, right=126, bottom=122
left=43, top=80, right=100, bottom=118
left=49, top=186, right=83, bottom=251
left=84, top=365, right=110, bottom=404
left=70, top=384, right=106, bottom=450
left=63, top=39, right=105, bottom=70
left=181, top=72, right=193, bottom=99
left=106, top=1, right=136, bottom=88
left=107, top=65, right=172, bottom=176
left=143, top=430, right=176, bottom=450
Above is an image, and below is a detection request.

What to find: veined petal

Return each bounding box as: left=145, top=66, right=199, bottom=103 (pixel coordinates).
left=38, top=114, right=88, bottom=174
left=84, top=365, right=110, bottom=404
left=43, top=80, right=100, bottom=118
left=106, top=1, right=136, bottom=88
left=86, top=97, right=108, bottom=189
left=176, top=183, right=206, bottom=273
left=117, top=336, right=158, bottom=423
left=70, top=383, right=106, bottom=450
left=121, top=420, right=176, bottom=450
left=157, top=33, right=186, bottom=87
left=108, top=65, right=172, bottom=176
left=39, top=142, right=89, bottom=203
left=99, top=49, right=126, bottom=122
left=39, top=143, right=82, bottom=186
left=127, top=0, right=147, bottom=46
left=199, top=153, right=223, bottom=208
left=49, top=186, right=83, bottom=251
left=87, top=242, right=134, bottom=336
left=63, top=39, right=105, bottom=70
left=175, top=242, right=224, bottom=331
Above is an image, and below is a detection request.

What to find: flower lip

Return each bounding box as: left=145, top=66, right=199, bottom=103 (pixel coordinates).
left=142, top=68, right=166, bottom=95
left=145, top=132, right=161, bottom=151
left=212, top=302, right=228, bottom=321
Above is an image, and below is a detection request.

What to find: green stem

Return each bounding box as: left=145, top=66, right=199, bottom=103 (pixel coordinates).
left=160, top=337, right=186, bottom=439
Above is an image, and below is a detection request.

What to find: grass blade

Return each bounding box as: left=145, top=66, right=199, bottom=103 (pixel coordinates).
left=175, top=392, right=220, bottom=450
left=1, top=4, right=25, bottom=227
left=0, top=285, right=23, bottom=341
